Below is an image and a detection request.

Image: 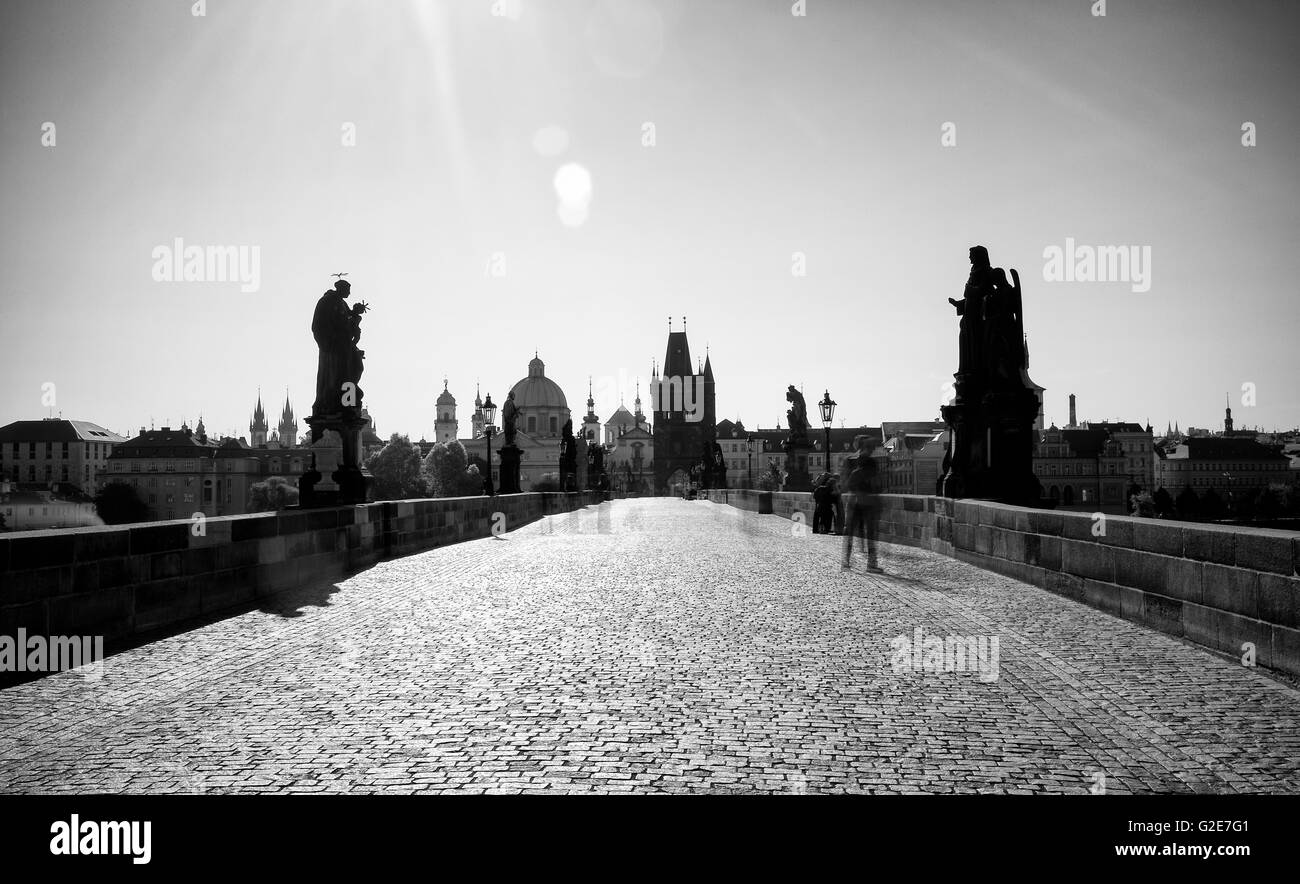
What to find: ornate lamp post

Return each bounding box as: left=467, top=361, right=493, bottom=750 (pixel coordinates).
left=819, top=390, right=837, bottom=476
left=747, top=435, right=754, bottom=488
left=482, top=393, right=497, bottom=495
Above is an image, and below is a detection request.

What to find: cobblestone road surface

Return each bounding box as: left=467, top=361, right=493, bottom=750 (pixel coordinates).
left=3, top=499, right=1298, bottom=794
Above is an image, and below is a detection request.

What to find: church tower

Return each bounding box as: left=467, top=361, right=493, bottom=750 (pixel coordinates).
left=277, top=393, right=297, bottom=448
left=582, top=378, right=602, bottom=443
left=250, top=391, right=268, bottom=447
left=471, top=383, right=485, bottom=440
left=633, top=380, right=646, bottom=429
left=435, top=378, right=458, bottom=443
left=1224, top=393, right=1234, bottom=435
left=651, top=317, right=716, bottom=493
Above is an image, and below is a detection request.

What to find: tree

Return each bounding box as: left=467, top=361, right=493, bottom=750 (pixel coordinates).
left=1255, top=484, right=1286, bottom=521
left=1286, top=484, right=1300, bottom=517
left=1152, top=487, right=1175, bottom=518
left=94, top=481, right=150, bottom=525
left=366, top=434, right=427, bottom=501
left=1201, top=487, right=1226, bottom=520
left=1129, top=491, right=1155, bottom=518
left=422, top=439, right=482, bottom=497
left=1174, top=485, right=1199, bottom=519
left=756, top=460, right=783, bottom=491
left=248, top=476, right=300, bottom=512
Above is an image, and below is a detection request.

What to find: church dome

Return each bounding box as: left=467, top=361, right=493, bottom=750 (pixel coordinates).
left=436, top=379, right=455, bottom=406
left=509, top=354, right=569, bottom=410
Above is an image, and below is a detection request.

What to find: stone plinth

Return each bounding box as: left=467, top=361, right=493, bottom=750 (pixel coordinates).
left=302, top=414, right=373, bottom=507
left=782, top=439, right=813, bottom=492
left=498, top=445, right=522, bottom=494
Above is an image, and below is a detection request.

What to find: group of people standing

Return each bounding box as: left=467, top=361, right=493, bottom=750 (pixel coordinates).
left=812, top=446, right=883, bottom=572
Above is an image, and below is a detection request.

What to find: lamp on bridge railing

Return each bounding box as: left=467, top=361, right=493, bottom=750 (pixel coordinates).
left=819, top=390, right=837, bottom=474
left=482, top=393, right=497, bottom=495
left=746, top=435, right=755, bottom=488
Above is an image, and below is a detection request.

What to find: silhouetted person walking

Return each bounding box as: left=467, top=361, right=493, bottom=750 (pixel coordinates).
left=843, top=455, right=882, bottom=571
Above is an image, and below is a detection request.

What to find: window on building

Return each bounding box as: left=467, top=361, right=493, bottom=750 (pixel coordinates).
left=528, top=417, right=536, bottom=433
left=28, top=443, right=35, bottom=458
left=61, top=442, right=69, bottom=459
left=550, top=417, right=558, bottom=434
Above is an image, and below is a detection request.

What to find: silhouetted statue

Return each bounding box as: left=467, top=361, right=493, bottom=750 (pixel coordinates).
left=559, top=418, right=578, bottom=491
left=940, top=245, right=1041, bottom=507
left=501, top=390, right=519, bottom=446
left=948, top=245, right=991, bottom=381
left=312, top=279, right=369, bottom=417
left=986, top=267, right=1026, bottom=386
left=712, top=441, right=727, bottom=489
left=785, top=385, right=809, bottom=444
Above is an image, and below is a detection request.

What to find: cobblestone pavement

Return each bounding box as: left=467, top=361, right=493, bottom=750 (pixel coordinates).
left=3, top=498, right=1299, bottom=794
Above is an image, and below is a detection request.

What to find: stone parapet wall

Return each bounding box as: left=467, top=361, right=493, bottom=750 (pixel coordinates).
left=0, top=492, right=601, bottom=648
left=711, top=488, right=1300, bottom=678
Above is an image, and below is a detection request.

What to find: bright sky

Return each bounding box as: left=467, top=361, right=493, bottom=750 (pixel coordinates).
left=2, top=0, right=1297, bottom=442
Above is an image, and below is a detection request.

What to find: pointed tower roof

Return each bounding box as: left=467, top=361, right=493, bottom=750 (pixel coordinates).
left=663, top=327, right=693, bottom=379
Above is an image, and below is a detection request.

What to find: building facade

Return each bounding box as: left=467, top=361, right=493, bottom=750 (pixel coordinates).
left=0, top=418, right=126, bottom=497
left=1154, top=437, right=1291, bottom=500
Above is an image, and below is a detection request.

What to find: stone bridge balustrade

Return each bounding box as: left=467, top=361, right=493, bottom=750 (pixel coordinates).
left=0, top=492, right=603, bottom=653
left=709, top=490, right=1300, bottom=678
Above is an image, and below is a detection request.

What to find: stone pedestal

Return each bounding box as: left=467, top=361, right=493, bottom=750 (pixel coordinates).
left=781, top=439, right=813, bottom=492
left=498, top=445, right=522, bottom=494
left=941, top=386, right=1041, bottom=507
left=301, top=413, right=373, bottom=507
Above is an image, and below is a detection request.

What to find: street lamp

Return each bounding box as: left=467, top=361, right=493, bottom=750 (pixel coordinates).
left=747, top=435, right=754, bottom=488
left=482, top=393, right=497, bottom=495
left=819, top=390, right=837, bottom=476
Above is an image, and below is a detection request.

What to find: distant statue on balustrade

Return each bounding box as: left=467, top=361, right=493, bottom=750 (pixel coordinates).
left=311, top=277, right=370, bottom=419
left=501, top=391, right=519, bottom=447
left=785, top=385, right=809, bottom=445
left=559, top=419, right=578, bottom=491
left=947, top=245, right=1026, bottom=391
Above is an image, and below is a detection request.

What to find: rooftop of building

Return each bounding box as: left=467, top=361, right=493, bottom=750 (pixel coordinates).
left=1163, top=436, right=1291, bottom=461
left=0, top=419, right=126, bottom=444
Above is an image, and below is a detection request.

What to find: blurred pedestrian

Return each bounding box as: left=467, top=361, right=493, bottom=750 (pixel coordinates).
left=842, top=454, right=882, bottom=571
